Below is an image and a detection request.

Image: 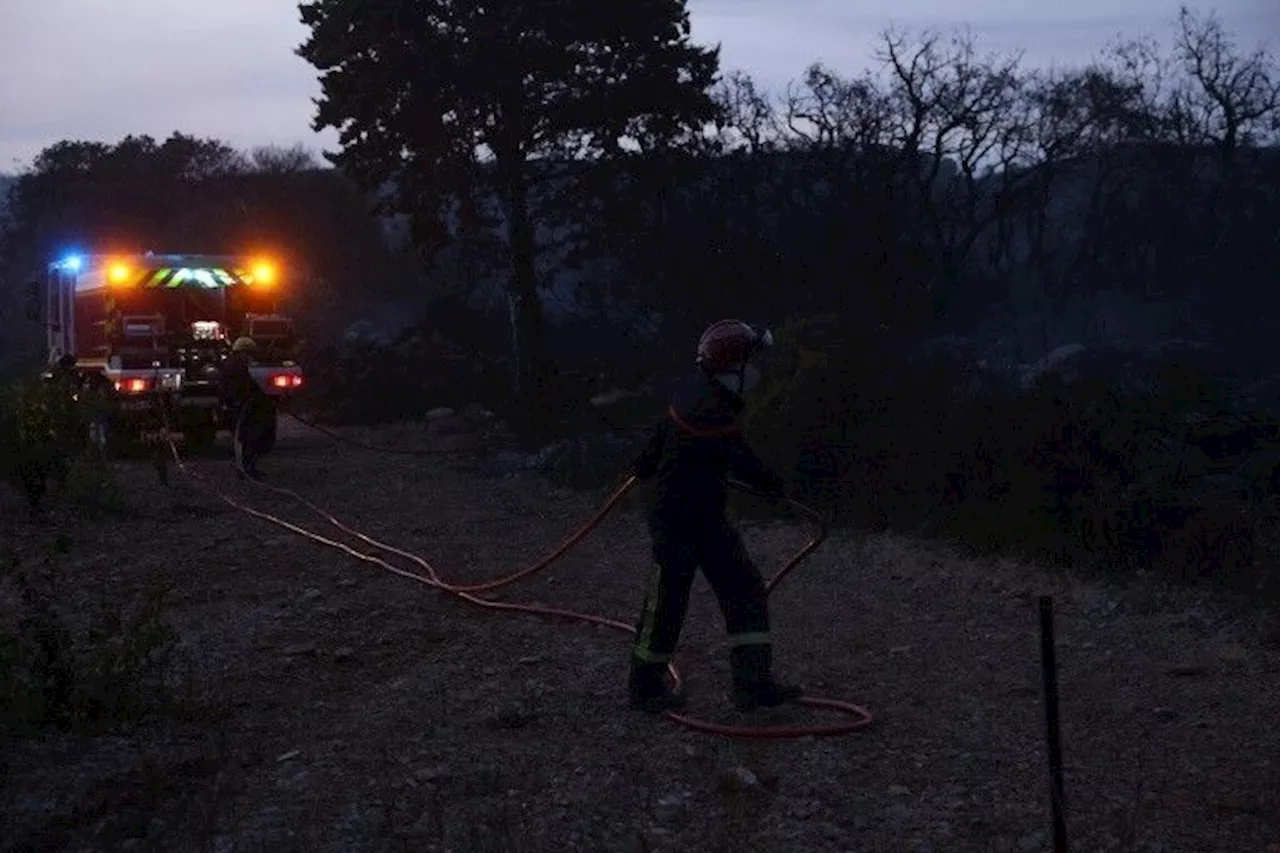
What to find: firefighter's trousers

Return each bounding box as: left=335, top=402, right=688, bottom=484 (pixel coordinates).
left=230, top=396, right=273, bottom=474
left=631, top=510, right=772, bottom=687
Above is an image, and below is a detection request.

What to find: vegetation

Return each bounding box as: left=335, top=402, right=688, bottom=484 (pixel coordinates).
left=297, top=0, right=723, bottom=436
left=3, top=8, right=1279, bottom=848
left=0, top=542, right=178, bottom=736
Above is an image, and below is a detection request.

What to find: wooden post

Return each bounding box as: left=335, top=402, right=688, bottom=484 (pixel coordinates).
left=1039, top=595, right=1068, bottom=852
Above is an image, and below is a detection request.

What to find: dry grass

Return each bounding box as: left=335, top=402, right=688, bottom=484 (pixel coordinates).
left=2, top=418, right=1278, bottom=852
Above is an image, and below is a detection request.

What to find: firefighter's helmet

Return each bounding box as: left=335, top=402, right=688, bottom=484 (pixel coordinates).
left=232, top=336, right=257, bottom=353
left=695, top=320, right=773, bottom=373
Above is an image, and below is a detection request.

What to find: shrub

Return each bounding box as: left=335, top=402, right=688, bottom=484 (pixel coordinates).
left=296, top=330, right=509, bottom=426
left=743, top=313, right=1279, bottom=595
left=0, top=551, right=177, bottom=736
left=1, top=373, right=125, bottom=517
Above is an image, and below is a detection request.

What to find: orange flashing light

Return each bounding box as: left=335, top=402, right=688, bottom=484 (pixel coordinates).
left=108, top=262, right=132, bottom=286
left=249, top=259, right=277, bottom=288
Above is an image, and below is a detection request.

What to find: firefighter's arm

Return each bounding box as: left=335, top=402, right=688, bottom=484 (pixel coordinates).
left=726, top=432, right=787, bottom=499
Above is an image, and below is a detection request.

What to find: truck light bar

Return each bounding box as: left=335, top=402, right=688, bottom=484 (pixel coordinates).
left=142, top=267, right=241, bottom=289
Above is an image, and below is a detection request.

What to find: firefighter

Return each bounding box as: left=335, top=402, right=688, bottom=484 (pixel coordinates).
left=52, top=352, right=78, bottom=379
left=43, top=353, right=86, bottom=488
left=220, top=336, right=270, bottom=478
left=623, top=319, right=804, bottom=713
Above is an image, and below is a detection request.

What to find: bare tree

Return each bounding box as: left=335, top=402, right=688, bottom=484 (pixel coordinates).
left=1011, top=69, right=1094, bottom=302
left=783, top=63, right=892, bottom=154
left=1174, top=5, right=1280, bottom=162
left=1099, top=35, right=1188, bottom=143
left=250, top=144, right=320, bottom=175
left=874, top=26, right=1034, bottom=317
left=779, top=63, right=899, bottom=233
left=713, top=71, right=783, bottom=155
left=1005, top=63, right=1168, bottom=346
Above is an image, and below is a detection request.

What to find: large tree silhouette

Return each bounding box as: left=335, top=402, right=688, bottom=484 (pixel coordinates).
left=296, top=0, right=721, bottom=436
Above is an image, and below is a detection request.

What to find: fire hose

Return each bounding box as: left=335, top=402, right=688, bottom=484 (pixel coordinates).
left=161, top=415, right=874, bottom=739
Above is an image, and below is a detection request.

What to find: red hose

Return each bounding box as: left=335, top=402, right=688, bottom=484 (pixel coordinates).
left=164, top=436, right=874, bottom=739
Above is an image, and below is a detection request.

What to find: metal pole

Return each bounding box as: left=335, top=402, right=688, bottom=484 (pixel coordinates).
left=1039, top=595, right=1068, bottom=852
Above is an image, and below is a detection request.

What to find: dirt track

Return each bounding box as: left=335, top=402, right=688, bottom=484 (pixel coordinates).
left=3, top=418, right=1279, bottom=853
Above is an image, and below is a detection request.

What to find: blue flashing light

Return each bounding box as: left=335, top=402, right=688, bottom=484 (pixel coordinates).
left=59, top=254, right=83, bottom=272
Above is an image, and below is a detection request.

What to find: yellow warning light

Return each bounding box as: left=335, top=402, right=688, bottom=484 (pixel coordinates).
left=249, top=260, right=277, bottom=287
left=108, top=263, right=132, bottom=286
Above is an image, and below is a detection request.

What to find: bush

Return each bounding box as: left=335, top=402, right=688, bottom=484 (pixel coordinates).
left=745, top=314, right=1280, bottom=596
left=745, top=314, right=977, bottom=526
left=0, top=550, right=177, bottom=736
left=296, top=328, right=510, bottom=426
left=1, top=373, right=125, bottom=517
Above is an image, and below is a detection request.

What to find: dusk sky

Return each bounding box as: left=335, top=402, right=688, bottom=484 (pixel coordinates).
left=0, top=1, right=1276, bottom=172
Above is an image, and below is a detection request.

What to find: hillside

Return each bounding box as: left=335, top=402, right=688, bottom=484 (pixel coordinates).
left=2, top=420, right=1278, bottom=853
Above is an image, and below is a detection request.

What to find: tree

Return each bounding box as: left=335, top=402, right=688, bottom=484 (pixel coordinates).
left=3, top=134, right=249, bottom=265
left=251, top=144, right=320, bottom=175
left=0, top=133, right=406, bottom=377
left=1174, top=5, right=1280, bottom=163
left=296, top=0, right=722, bottom=437
left=711, top=71, right=787, bottom=156
left=874, top=27, right=1033, bottom=320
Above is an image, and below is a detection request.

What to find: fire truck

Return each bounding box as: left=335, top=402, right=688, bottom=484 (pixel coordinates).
left=39, top=252, right=304, bottom=454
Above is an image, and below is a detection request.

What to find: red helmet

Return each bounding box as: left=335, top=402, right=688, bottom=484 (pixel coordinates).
left=695, top=320, right=773, bottom=373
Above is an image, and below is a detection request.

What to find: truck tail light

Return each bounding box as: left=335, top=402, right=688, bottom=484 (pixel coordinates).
left=114, top=378, right=151, bottom=394
left=270, top=374, right=302, bottom=389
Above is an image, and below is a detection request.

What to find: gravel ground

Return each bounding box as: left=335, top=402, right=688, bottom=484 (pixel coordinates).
left=2, top=418, right=1279, bottom=853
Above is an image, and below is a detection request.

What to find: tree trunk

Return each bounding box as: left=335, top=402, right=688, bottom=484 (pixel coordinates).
left=503, top=170, right=557, bottom=442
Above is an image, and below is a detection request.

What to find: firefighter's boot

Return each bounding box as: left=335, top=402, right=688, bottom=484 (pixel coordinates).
left=730, top=644, right=803, bottom=712
left=628, top=659, right=686, bottom=713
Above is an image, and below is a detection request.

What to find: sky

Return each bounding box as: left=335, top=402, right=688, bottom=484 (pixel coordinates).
left=0, top=0, right=1276, bottom=172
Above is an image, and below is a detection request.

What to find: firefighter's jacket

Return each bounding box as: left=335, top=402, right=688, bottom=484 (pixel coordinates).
left=628, top=369, right=785, bottom=523
left=220, top=352, right=263, bottom=409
